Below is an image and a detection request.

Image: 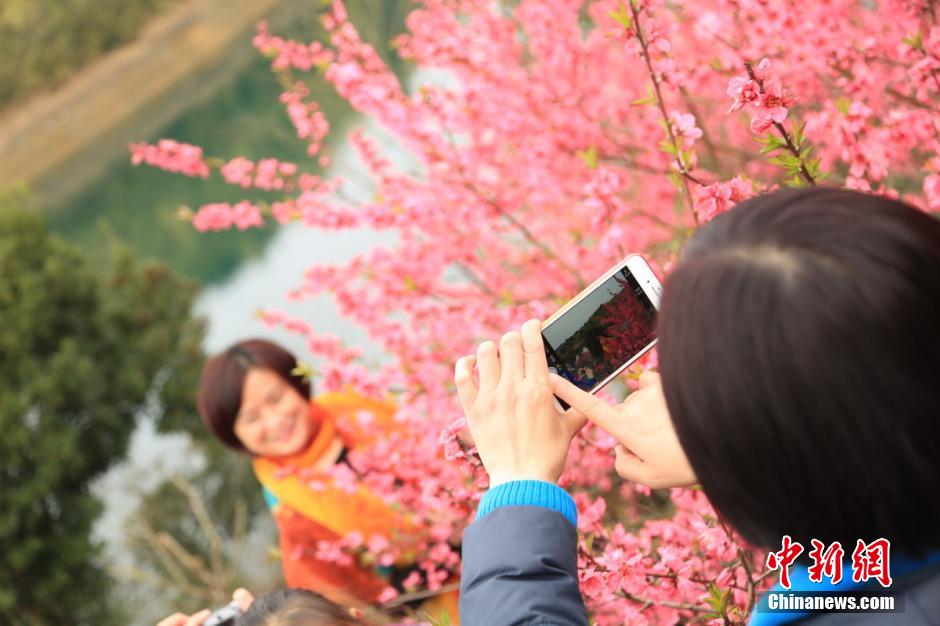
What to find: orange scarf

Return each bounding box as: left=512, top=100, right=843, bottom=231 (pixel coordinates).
left=253, top=392, right=416, bottom=542
left=251, top=392, right=425, bottom=607
left=252, top=392, right=459, bottom=621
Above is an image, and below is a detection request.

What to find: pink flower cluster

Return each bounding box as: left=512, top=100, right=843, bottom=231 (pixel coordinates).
left=695, top=176, right=756, bottom=222
left=253, top=20, right=333, bottom=72
left=191, top=201, right=263, bottom=232
left=130, top=139, right=209, bottom=178
left=133, top=0, right=940, bottom=621
left=220, top=156, right=299, bottom=190
left=669, top=112, right=703, bottom=149
left=279, top=83, right=331, bottom=156
left=727, top=59, right=797, bottom=134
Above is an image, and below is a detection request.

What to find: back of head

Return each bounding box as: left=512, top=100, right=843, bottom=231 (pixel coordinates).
left=235, top=589, right=363, bottom=626
left=657, top=187, right=940, bottom=554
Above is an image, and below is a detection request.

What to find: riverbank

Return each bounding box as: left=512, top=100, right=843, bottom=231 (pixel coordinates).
left=0, top=0, right=301, bottom=211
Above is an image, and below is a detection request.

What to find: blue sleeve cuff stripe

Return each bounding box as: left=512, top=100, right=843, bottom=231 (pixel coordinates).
left=476, top=480, right=578, bottom=528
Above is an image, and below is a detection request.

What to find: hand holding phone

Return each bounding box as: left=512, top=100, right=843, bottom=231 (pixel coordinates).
left=155, top=589, right=254, bottom=626
left=453, top=254, right=663, bottom=487
left=455, top=320, right=587, bottom=487
left=203, top=603, right=242, bottom=626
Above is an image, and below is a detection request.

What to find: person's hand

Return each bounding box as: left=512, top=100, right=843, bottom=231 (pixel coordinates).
left=551, top=370, right=697, bottom=489
left=156, top=588, right=255, bottom=626
left=454, top=319, right=586, bottom=487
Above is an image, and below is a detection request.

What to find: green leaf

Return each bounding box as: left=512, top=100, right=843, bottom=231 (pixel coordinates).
left=903, top=31, right=923, bottom=51
left=667, top=168, right=683, bottom=191
left=706, top=583, right=732, bottom=614
left=631, top=84, right=656, bottom=106
left=291, top=361, right=317, bottom=383
left=791, top=121, right=806, bottom=148
left=609, top=3, right=633, bottom=29
left=577, top=144, right=599, bottom=169
left=758, top=133, right=786, bottom=154
left=658, top=139, right=678, bottom=155
left=835, top=97, right=852, bottom=115
left=759, top=143, right=781, bottom=155
left=768, top=153, right=800, bottom=168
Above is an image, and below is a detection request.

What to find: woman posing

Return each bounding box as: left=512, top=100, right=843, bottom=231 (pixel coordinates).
left=198, top=339, right=448, bottom=613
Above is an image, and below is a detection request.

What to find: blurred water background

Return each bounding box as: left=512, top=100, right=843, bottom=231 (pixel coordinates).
left=0, top=1, right=409, bottom=622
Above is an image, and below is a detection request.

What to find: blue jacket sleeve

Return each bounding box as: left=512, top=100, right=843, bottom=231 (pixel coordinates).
left=459, top=505, right=589, bottom=626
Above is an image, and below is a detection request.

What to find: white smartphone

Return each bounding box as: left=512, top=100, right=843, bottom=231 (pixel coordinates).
left=541, top=255, right=662, bottom=408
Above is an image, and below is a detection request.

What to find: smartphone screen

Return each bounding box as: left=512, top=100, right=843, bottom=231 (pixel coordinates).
left=542, top=266, right=657, bottom=395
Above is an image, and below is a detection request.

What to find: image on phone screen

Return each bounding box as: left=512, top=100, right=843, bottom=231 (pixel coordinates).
left=542, top=267, right=657, bottom=397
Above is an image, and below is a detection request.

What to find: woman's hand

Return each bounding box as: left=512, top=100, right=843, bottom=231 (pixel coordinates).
left=156, top=588, right=255, bottom=626
left=551, top=371, right=698, bottom=489
left=454, top=319, right=586, bottom=487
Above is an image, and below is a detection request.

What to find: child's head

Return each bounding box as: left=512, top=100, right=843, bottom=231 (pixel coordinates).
left=235, top=589, right=366, bottom=626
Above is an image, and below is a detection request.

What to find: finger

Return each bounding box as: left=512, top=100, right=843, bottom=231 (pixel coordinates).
left=156, top=614, right=188, bottom=626
left=521, top=319, right=549, bottom=382
left=562, top=406, right=588, bottom=438
left=613, top=444, right=651, bottom=485
left=549, top=373, right=620, bottom=432
left=454, top=355, right=479, bottom=409
left=476, top=341, right=500, bottom=390
left=232, top=588, right=255, bottom=611
left=184, top=609, right=212, bottom=626
left=498, top=331, right=524, bottom=385
left=638, top=370, right=661, bottom=389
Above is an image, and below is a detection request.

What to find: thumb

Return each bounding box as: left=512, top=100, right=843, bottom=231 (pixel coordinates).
left=549, top=373, right=619, bottom=433
left=232, top=588, right=254, bottom=611
left=184, top=609, right=212, bottom=626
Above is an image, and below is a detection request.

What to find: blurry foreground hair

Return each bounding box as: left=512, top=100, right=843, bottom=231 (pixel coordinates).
left=236, top=589, right=364, bottom=626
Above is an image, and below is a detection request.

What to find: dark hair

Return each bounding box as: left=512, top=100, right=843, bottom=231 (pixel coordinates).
left=657, top=187, right=940, bottom=555
left=235, top=589, right=364, bottom=626
left=197, top=339, right=310, bottom=452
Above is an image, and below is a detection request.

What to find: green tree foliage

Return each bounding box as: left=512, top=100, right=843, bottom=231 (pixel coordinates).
left=0, top=0, right=180, bottom=111
left=0, top=192, right=205, bottom=625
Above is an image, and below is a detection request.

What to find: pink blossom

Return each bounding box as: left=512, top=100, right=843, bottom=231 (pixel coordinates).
left=191, top=203, right=233, bottom=232
left=376, top=587, right=398, bottom=604
left=925, top=174, right=940, bottom=210
left=220, top=157, right=254, bottom=187
left=727, top=77, right=760, bottom=112
left=727, top=58, right=796, bottom=135
left=131, top=0, right=940, bottom=620
left=669, top=112, right=703, bottom=148
left=695, top=176, right=756, bottom=222
left=130, top=140, right=209, bottom=178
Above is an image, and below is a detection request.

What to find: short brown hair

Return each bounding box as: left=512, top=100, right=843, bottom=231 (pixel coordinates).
left=197, top=339, right=310, bottom=453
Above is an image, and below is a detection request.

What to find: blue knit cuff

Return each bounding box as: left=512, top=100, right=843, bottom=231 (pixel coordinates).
left=476, top=480, right=578, bottom=528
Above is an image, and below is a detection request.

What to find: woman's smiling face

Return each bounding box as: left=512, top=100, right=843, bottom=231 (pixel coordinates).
left=234, top=368, right=315, bottom=458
